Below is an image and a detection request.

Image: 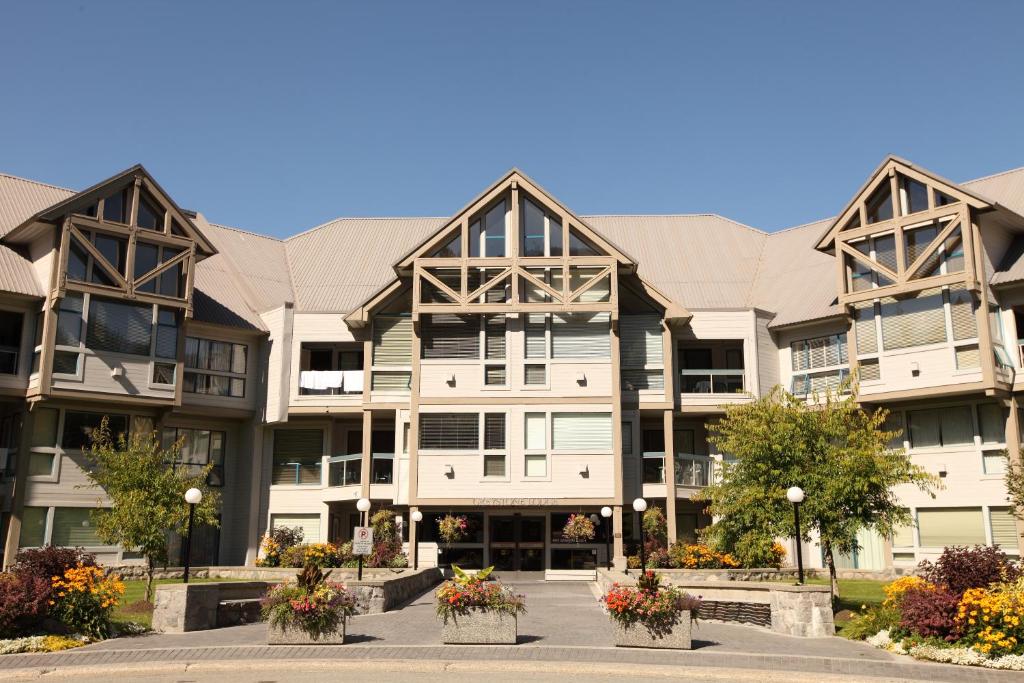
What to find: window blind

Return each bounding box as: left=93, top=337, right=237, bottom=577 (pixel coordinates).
left=990, top=507, right=1019, bottom=551
left=483, top=454, right=506, bottom=477
left=948, top=285, right=977, bottom=340
left=372, top=316, right=412, bottom=365
left=880, top=288, right=946, bottom=350
left=891, top=516, right=915, bottom=548
left=955, top=345, right=980, bottom=369
left=484, top=366, right=506, bottom=385
left=917, top=508, right=985, bottom=547
left=269, top=514, right=321, bottom=544
left=52, top=507, right=103, bottom=547
left=419, top=413, right=479, bottom=450
left=484, top=315, right=506, bottom=359
left=524, top=364, right=546, bottom=385
left=552, top=312, right=610, bottom=358
left=858, top=359, right=880, bottom=381
left=272, top=429, right=322, bottom=484
left=853, top=304, right=878, bottom=355
left=620, top=315, right=663, bottom=368
left=552, top=412, right=612, bottom=450
left=525, top=314, right=547, bottom=358
left=621, top=369, right=664, bottom=390
left=524, top=413, right=546, bottom=450
left=484, top=413, right=506, bottom=450
left=421, top=314, right=479, bottom=359
left=907, top=406, right=973, bottom=448
left=87, top=297, right=152, bottom=356
left=978, top=403, right=1005, bottom=444
left=371, top=371, right=410, bottom=391
left=56, top=293, right=84, bottom=346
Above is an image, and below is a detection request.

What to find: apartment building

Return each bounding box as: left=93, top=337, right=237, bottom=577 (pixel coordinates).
left=0, top=157, right=1022, bottom=572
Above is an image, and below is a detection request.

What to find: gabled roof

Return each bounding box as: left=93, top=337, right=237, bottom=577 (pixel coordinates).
left=2, top=164, right=217, bottom=256
left=815, top=155, right=1001, bottom=252
left=395, top=168, right=637, bottom=270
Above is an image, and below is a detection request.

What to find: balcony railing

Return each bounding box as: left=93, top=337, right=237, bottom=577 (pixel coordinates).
left=680, top=369, right=744, bottom=394
left=327, top=452, right=395, bottom=487
left=298, top=370, right=364, bottom=396
left=641, top=452, right=713, bottom=487
left=272, top=458, right=322, bottom=486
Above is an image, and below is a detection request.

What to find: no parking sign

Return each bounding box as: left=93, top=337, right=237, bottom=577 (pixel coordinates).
left=353, top=526, right=374, bottom=555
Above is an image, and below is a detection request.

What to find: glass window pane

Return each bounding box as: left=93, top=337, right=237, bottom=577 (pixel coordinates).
left=86, top=298, right=152, bottom=356
left=134, top=242, right=159, bottom=293
left=231, top=344, right=247, bottom=374
left=901, top=176, right=929, bottom=215
left=56, top=293, right=84, bottom=347
left=525, top=413, right=545, bottom=450
left=19, top=506, right=47, bottom=547
left=907, top=409, right=941, bottom=448
left=52, top=507, right=102, bottom=547
left=92, top=233, right=127, bottom=277
left=866, top=182, right=894, bottom=224
left=917, top=508, right=985, bottom=547
left=483, top=201, right=506, bottom=257
left=525, top=454, right=546, bottom=477
left=521, top=199, right=546, bottom=257
left=978, top=403, right=1006, bottom=444
left=483, top=454, right=505, bottom=477
left=102, top=188, right=129, bottom=223
left=30, top=408, right=58, bottom=448
left=940, top=405, right=974, bottom=446
left=27, top=452, right=54, bottom=477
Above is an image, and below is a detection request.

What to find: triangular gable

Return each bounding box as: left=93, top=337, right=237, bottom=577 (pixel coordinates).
left=395, top=168, right=636, bottom=270
left=2, top=164, right=217, bottom=256
left=815, top=155, right=994, bottom=252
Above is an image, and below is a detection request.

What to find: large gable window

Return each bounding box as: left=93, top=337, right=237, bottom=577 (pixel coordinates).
left=469, top=200, right=507, bottom=258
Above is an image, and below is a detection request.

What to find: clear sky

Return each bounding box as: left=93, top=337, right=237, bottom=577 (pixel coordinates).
left=2, top=1, right=1022, bottom=238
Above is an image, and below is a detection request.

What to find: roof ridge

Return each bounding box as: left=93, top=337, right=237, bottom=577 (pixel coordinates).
left=208, top=221, right=285, bottom=242
left=284, top=215, right=447, bottom=242
left=584, top=212, right=768, bottom=235
left=770, top=216, right=835, bottom=235
left=0, top=171, right=76, bottom=195
left=961, top=165, right=1024, bottom=186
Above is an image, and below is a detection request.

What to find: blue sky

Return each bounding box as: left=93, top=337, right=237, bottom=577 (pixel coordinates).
left=2, top=1, right=1022, bottom=237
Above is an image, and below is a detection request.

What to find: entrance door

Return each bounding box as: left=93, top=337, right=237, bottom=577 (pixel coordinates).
left=489, top=515, right=545, bottom=571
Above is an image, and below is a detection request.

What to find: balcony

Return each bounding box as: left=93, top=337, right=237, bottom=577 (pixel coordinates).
left=679, top=369, right=744, bottom=394
left=641, top=452, right=713, bottom=487
left=327, top=452, right=394, bottom=487
left=298, top=370, right=364, bottom=396
left=679, top=342, right=745, bottom=394
left=298, top=343, right=364, bottom=396
left=272, top=456, right=322, bottom=486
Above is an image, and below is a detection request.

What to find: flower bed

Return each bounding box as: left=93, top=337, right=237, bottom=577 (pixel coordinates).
left=601, top=571, right=700, bottom=649
left=847, top=545, right=1024, bottom=670
left=262, top=564, right=357, bottom=644
left=0, top=635, right=86, bottom=655
left=435, top=566, right=525, bottom=644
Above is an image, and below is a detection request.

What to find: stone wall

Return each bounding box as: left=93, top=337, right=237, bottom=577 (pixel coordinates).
left=596, top=569, right=834, bottom=638
left=152, top=567, right=443, bottom=633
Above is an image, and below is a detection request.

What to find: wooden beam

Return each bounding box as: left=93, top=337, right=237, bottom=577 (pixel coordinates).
left=68, top=224, right=129, bottom=290
left=903, top=215, right=961, bottom=280
left=837, top=243, right=899, bottom=284
left=839, top=271, right=972, bottom=305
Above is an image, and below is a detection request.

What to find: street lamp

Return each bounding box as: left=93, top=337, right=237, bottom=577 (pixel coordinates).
left=183, top=488, right=202, bottom=584
left=356, top=498, right=371, bottom=581
left=600, top=506, right=613, bottom=570
left=632, top=498, right=648, bottom=574
left=787, top=486, right=805, bottom=584
left=589, top=513, right=601, bottom=568
left=410, top=509, right=423, bottom=570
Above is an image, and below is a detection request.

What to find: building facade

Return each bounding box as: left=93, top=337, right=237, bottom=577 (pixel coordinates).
left=0, top=157, right=1022, bottom=572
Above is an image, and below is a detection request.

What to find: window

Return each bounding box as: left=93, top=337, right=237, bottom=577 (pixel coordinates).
left=900, top=176, right=929, bottom=216
left=484, top=413, right=506, bottom=450
left=865, top=182, right=894, bottom=224
left=86, top=297, right=152, bottom=356
left=422, top=315, right=478, bottom=359
left=183, top=336, right=247, bottom=398
left=524, top=454, right=547, bottom=477
left=880, top=288, right=946, bottom=350
left=419, top=414, right=479, bottom=450
left=136, top=192, right=164, bottom=231
left=0, top=310, right=22, bottom=374
left=61, top=411, right=128, bottom=450
left=19, top=507, right=47, bottom=548
left=978, top=403, right=1006, bottom=444
left=525, top=413, right=546, bottom=450
left=680, top=344, right=744, bottom=393
left=162, top=427, right=226, bottom=486
left=89, top=233, right=127, bottom=285
left=552, top=413, right=612, bottom=450
left=52, top=507, right=103, bottom=547
left=642, top=429, right=665, bottom=484
left=55, top=293, right=84, bottom=370
left=524, top=364, right=546, bottom=385
left=551, top=313, right=610, bottom=359
left=483, top=454, right=506, bottom=477
left=469, top=200, right=507, bottom=257
left=370, top=430, right=394, bottom=484
left=372, top=315, right=412, bottom=390
left=917, top=508, right=986, bottom=547
left=102, top=188, right=130, bottom=223
left=990, top=508, right=1019, bottom=552
left=621, top=314, right=664, bottom=391
left=790, top=333, right=850, bottom=395
left=269, top=514, right=321, bottom=544
left=906, top=405, right=974, bottom=448
left=272, top=429, right=322, bottom=485
left=483, top=315, right=506, bottom=385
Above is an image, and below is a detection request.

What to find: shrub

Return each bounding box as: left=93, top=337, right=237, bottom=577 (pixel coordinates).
left=642, top=506, right=668, bottom=546
left=918, top=545, right=1020, bottom=596
left=49, top=563, right=125, bottom=639
left=0, top=573, right=49, bottom=637
left=13, top=546, right=96, bottom=588
left=261, top=564, right=357, bottom=639
left=956, top=579, right=1024, bottom=657
left=843, top=604, right=902, bottom=640
left=256, top=526, right=304, bottom=567
left=883, top=576, right=935, bottom=607
left=435, top=565, right=526, bottom=624
left=602, top=571, right=701, bottom=637
left=281, top=543, right=347, bottom=568
left=898, top=584, right=962, bottom=641
left=668, top=543, right=739, bottom=569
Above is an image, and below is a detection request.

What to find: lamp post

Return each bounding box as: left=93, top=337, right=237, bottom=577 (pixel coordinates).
left=410, top=510, right=423, bottom=570
left=787, top=486, right=805, bottom=584
left=589, top=513, right=601, bottom=568
left=183, top=488, right=202, bottom=584
left=356, top=498, right=371, bottom=581
left=632, top=498, right=648, bottom=574
left=600, top=506, right=613, bottom=570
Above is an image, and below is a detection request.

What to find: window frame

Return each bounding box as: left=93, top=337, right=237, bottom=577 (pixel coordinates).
left=182, top=335, right=247, bottom=398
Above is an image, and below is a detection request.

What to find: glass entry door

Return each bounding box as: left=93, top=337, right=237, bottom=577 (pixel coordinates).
left=489, top=515, right=545, bottom=571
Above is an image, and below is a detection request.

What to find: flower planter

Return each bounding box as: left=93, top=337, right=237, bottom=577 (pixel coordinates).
left=441, top=610, right=517, bottom=644
left=613, top=611, right=691, bottom=650
left=267, top=620, right=346, bottom=645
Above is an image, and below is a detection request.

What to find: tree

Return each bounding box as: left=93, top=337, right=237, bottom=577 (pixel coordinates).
left=81, top=419, right=220, bottom=602
left=697, top=384, right=937, bottom=602
left=1007, top=452, right=1024, bottom=521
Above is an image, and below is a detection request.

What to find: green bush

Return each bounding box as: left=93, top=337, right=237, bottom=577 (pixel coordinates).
left=842, top=604, right=901, bottom=640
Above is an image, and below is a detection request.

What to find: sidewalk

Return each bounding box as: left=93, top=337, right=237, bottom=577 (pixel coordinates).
left=0, top=581, right=1017, bottom=682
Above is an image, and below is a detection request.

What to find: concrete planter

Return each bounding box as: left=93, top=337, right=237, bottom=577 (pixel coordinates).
left=613, top=611, right=692, bottom=650
left=267, top=620, right=346, bottom=645
left=441, top=610, right=517, bottom=644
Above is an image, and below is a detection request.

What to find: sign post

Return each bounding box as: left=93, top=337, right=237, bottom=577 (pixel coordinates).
left=353, top=526, right=374, bottom=581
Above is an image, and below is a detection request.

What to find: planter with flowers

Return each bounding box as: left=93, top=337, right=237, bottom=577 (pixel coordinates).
left=601, top=570, right=701, bottom=649
left=436, top=565, right=526, bottom=644
left=262, top=564, right=358, bottom=644
left=561, top=513, right=596, bottom=544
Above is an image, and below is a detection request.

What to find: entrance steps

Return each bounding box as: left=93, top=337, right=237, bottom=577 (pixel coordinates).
left=544, top=569, right=597, bottom=581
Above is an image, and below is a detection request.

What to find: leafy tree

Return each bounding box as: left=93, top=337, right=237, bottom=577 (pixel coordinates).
left=697, top=384, right=937, bottom=602
left=1006, top=452, right=1024, bottom=521
left=81, top=419, right=220, bottom=602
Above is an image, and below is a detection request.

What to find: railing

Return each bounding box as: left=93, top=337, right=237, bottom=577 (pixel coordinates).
left=327, top=452, right=395, bottom=487
left=297, top=370, right=364, bottom=396
left=680, top=369, right=744, bottom=393
left=642, top=452, right=665, bottom=484
left=675, top=454, right=712, bottom=487
left=0, top=347, right=17, bottom=375
left=272, top=459, right=322, bottom=486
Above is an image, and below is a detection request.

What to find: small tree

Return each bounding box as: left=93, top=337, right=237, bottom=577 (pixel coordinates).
left=82, top=419, right=220, bottom=602
left=698, top=384, right=937, bottom=602
left=1006, top=452, right=1024, bottom=521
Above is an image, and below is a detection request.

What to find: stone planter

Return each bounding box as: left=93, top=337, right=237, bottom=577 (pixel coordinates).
left=267, top=620, right=346, bottom=645
left=441, top=610, right=517, bottom=644
left=613, top=611, right=692, bottom=650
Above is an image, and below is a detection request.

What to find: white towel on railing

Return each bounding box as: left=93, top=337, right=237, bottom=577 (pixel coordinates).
left=299, top=370, right=344, bottom=390
left=342, top=370, right=364, bottom=393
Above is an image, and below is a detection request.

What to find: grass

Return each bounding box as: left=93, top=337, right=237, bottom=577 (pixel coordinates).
left=805, top=577, right=887, bottom=636
left=112, top=577, right=250, bottom=630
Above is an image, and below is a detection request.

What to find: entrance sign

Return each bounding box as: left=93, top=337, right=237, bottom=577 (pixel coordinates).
left=353, top=526, right=374, bottom=555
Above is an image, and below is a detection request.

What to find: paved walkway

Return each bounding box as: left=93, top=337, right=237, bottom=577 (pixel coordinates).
left=0, top=581, right=1018, bottom=682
